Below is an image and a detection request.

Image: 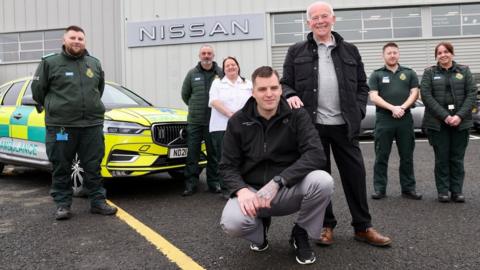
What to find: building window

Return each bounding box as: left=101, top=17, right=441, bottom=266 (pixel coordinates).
left=272, top=7, right=422, bottom=44
left=432, top=3, right=480, bottom=37
left=272, top=13, right=307, bottom=44
left=432, top=5, right=461, bottom=36
left=0, top=29, right=63, bottom=64
left=462, top=4, right=480, bottom=35
left=334, top=7, right=422, bottom=40
left=334, top=10, right=362, bottom=40
left=271, top=4, right=479, bottom=45
left=391, top=8, right=422, bottom=38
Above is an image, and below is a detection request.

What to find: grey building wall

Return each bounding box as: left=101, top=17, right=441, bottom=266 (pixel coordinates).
left=121, top=0, right=480, bottom=109
left=0, top=0, right=122, bottom=84
left=1, top=0, right=479, bottom=109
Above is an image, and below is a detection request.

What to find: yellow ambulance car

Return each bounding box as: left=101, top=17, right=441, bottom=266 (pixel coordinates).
left=0, top=78, right=206, bottom=195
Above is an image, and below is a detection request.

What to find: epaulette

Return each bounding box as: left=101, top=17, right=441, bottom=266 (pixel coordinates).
left=41, top=52, right=58, bottom=59
left=85, top=54, right=100, bottom=62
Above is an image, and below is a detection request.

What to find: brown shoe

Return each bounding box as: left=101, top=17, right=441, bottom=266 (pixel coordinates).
left=317, top=227, right=334, bottom=246
left=354, top=228, right=392, bottom=247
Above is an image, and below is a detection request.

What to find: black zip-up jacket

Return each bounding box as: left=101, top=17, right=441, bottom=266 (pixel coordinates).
left=280, top=31, right=369, bottom=140
left=219, top=97, right=326, bottom=196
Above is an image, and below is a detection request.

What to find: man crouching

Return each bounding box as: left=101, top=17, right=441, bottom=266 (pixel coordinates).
left=220, top=66, right=334, bottom=265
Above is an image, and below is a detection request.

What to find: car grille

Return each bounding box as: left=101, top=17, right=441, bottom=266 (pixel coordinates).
left=151, top=123, right=187, bottom=146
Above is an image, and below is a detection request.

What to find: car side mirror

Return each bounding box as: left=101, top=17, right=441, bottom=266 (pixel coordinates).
left=22, top=95, right=44, bottom=113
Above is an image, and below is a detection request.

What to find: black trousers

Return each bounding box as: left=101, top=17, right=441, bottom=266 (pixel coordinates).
left=46, top=125, right=106, bottom=207
left=316, top=124, right=372, bottom=232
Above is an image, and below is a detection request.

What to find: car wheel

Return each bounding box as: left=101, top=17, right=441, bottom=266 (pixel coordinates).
left=168, top=169, right=185, bottom=180
left=71, top=154, right=87, bottom=197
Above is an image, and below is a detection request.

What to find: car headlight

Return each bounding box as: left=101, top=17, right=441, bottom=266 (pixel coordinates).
left=103, top=120, right=148, bottom=134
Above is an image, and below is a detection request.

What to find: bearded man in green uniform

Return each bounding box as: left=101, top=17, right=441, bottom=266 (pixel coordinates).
left=32, top=25, right=117, bottom=220
left=368, top=42, right=422, bottom=200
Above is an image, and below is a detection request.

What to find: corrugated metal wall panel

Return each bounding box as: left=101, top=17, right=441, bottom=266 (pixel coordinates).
left=272, top=46, right=288, bottom=76
left=272, top=37, right=480, bottom=79
left=122, top=0, right=271, bottom=109
left=0, top=0, right=122, bottom=84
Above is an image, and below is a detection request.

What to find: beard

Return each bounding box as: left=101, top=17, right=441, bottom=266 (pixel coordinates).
left=201, top=59, right=212, bottom=66
left=65, top=45, right=85, bottom=57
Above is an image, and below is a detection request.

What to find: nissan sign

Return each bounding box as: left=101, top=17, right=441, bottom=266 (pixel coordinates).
left=127, top=14, right=264, bottom=47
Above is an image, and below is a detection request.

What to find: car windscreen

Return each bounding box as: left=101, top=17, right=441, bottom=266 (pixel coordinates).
left=23, top=81, right=152, bottom=109
left=101, top=84, right=152, bottom=109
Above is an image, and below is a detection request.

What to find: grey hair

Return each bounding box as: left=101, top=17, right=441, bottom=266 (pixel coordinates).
left=199, top=44, right=214, bottom=52
left=306, top=1, right=335, bottom=19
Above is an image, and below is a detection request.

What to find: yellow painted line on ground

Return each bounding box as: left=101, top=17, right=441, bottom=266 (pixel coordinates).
left=107, top=200, right=205, bottom=270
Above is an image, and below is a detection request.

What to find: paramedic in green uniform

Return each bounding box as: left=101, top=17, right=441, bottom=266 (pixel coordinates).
left=32, top=25, right=117, bottom=220
left=421, top=42, right=477, bottom=203
left=368, top=42, right=422, bottom=200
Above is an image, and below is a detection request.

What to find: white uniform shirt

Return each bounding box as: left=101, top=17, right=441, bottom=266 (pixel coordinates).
left=208, top=76, right=252, bottom=132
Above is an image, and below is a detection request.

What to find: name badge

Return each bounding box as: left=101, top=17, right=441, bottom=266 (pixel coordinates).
left=194, top=77, right=201, bottom=81
left=382, top=76, right=390, bottom=83
left=65, top=72, right=74, bottom=76
left=434, top=76, right=441, bottom=80
left=56, top=132, right=68, bottom=141
left=448, top=104, right=455, bottom=110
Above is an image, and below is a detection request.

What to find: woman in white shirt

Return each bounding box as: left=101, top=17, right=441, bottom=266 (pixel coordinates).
left=209, top=56, right=253, bottom=191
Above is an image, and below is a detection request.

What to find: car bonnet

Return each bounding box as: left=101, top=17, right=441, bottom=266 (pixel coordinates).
left=105, top=107, right=188, bottom=125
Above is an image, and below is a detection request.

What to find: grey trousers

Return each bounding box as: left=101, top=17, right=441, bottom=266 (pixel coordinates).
left=220, top=170, right=334, bottom=245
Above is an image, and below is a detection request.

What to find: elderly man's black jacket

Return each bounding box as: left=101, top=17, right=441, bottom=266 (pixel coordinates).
left=280, top=31, right=369, bottom=140
left=219, top=96, right=326, bottom=196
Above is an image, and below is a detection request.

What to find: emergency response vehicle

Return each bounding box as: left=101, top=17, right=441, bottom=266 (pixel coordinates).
left=0, top=77, right=205, bottom=195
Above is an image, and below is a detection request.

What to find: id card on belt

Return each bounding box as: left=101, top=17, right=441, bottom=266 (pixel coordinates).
left=56, top=127, right=68, bottom=141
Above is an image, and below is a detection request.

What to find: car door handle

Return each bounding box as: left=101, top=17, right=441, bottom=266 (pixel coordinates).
left=13, top=113, right=23, bottom=120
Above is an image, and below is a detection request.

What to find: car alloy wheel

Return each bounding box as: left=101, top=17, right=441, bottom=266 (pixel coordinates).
left=71, top=153, right=87, bottom=197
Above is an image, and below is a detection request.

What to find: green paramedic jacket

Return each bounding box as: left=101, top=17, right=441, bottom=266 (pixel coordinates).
left=181, top=62, right=223, bottom=125
left=32, top=47, right=105, bottom=127
left=420, top=61, right=477, bottom=131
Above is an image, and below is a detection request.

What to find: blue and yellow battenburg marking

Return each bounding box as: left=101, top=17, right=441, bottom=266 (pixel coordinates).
left=0, top=107, right=16, bottom=137
left=9, top=106, right=45, bottom=143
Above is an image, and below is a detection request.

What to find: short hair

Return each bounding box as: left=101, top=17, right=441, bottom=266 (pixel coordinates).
left=383, top=42, right=399, bottom=52
left=251, top=66, right=279, bottom=86
left=222, top=56, right=245, bottom=82
left=435, top=42, right=454, bottom=58
left=65, top=25, right=85, bottom=34
left=306, top=1, right=335, bottom=19
left=199, top=44, right=214, bottom=52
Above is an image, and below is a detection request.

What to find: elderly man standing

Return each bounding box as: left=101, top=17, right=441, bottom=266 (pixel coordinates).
left=281, top=1, right=391, bottom=246
left=220, top=66, right=333, bottom=265
left=181, top=44, right=224, bottom=196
